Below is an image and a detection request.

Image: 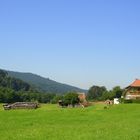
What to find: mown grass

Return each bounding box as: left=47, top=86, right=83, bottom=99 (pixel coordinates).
left=0, top=103, right=140, bottom=140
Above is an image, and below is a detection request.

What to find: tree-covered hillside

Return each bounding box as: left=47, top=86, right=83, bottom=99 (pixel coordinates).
left=0, top=70, right=31, bottom=91
left=7, top=70, right=86, bottom=94
left=0, top=70, right=56, bottom=103
left=0, top=69, right=86, bottom=103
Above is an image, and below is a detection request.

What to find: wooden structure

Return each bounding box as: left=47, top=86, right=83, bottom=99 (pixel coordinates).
left=124, top=79, right=140, bottom=100
left=3, top=102, right=39, bottom=110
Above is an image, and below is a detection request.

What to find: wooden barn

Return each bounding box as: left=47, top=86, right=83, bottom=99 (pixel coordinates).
left=124, top=79, right=140, bottom=100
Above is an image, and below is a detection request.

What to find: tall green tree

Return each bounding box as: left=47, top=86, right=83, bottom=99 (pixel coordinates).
left=87, top=86, right=107, bottom=100
left=101, top=86, right=123, bottom=100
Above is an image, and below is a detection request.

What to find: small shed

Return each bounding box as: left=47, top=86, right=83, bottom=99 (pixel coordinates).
left=114, top=98, right=120, bottom=104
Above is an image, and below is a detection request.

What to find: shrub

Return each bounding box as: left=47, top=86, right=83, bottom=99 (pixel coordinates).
left=124, top=99, right=140, bottom=104
left=132, top=99, right=140, bottom=104
left=124, top=100, right=132, bottom=103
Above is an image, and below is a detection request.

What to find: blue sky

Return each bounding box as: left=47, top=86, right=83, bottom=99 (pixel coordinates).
left=0, top=0, right=140, bottom=89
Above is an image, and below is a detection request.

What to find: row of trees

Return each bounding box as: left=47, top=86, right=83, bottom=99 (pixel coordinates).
left=87, top=85, right=124, bottom=101
left=0, top=85, right=124, bottom=104
left=0, top=86, right=124, bottom=103
left=0, top=87, right=56, bottom=103
left=0, top=87, right=80, bottom=105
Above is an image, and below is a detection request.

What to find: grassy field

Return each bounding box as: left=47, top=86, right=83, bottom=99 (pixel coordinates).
left=0, top=104, right=140, bottom=140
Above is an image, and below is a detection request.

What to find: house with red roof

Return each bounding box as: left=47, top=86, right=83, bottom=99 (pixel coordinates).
left=125, top=79, right=140, bottom=100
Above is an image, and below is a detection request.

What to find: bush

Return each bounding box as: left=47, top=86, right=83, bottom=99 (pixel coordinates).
left=132, top=99, right=140, bottom=104
left=124, top=100, right=132, bottom=104
left=63, top=92, right=80, bottom=107
left=51, top=95, right=63, bottom=104
left=124, top=99, right=140, bottom=104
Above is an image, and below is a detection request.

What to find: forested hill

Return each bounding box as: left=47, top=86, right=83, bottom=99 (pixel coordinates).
left=0, top=70, right=55, bottom=103
left=0, top=70, right=32, bottom=91
left=7, top=70, right=86, bottom=94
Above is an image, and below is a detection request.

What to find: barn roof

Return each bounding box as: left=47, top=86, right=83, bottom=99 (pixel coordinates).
left=128, top=79, right=140, bottom=88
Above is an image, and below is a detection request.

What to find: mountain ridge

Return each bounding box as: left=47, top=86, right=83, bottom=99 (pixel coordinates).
left=5, top=70, right=87, bottom=94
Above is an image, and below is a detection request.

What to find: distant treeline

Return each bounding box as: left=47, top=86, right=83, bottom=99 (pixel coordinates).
left=87, top=85, right=124, bottom=101
left=0, top=87, right=56, bottom=103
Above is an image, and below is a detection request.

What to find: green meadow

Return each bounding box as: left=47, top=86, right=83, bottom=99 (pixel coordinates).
left=0, top=104, right=140, bottom=140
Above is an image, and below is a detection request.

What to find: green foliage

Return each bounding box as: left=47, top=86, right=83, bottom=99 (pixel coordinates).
left=40, top=93, right=56, bottom=103
left=0, top=70, right=31, bottom=91
left=0, top=70, right=56, bottom=103
left=0, top=86, right=55, bottom=103
left=124, top=99, right=140, bottom=104
left=87, top=86, right=107, bottom=100
left=124, top=99, right=132, bottom=103
left=111, top=86, right=123, bottom=98
left=87, top=85, right=124, bottom=101
left=51, top=95, right=64, bottom=104
left=63, top=92, right=80, bottom=107
left=0, top=87, right=20, bottom=103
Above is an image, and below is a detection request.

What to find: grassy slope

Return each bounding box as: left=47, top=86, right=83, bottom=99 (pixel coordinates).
left=0, top=104, right=140, bottom=140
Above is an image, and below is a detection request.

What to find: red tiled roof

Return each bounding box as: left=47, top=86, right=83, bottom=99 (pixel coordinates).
left=129, top=79, right=140, bottom=87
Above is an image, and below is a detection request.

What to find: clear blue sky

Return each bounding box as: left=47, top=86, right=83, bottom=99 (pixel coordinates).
left=0, top=0, right=140, bottom=89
